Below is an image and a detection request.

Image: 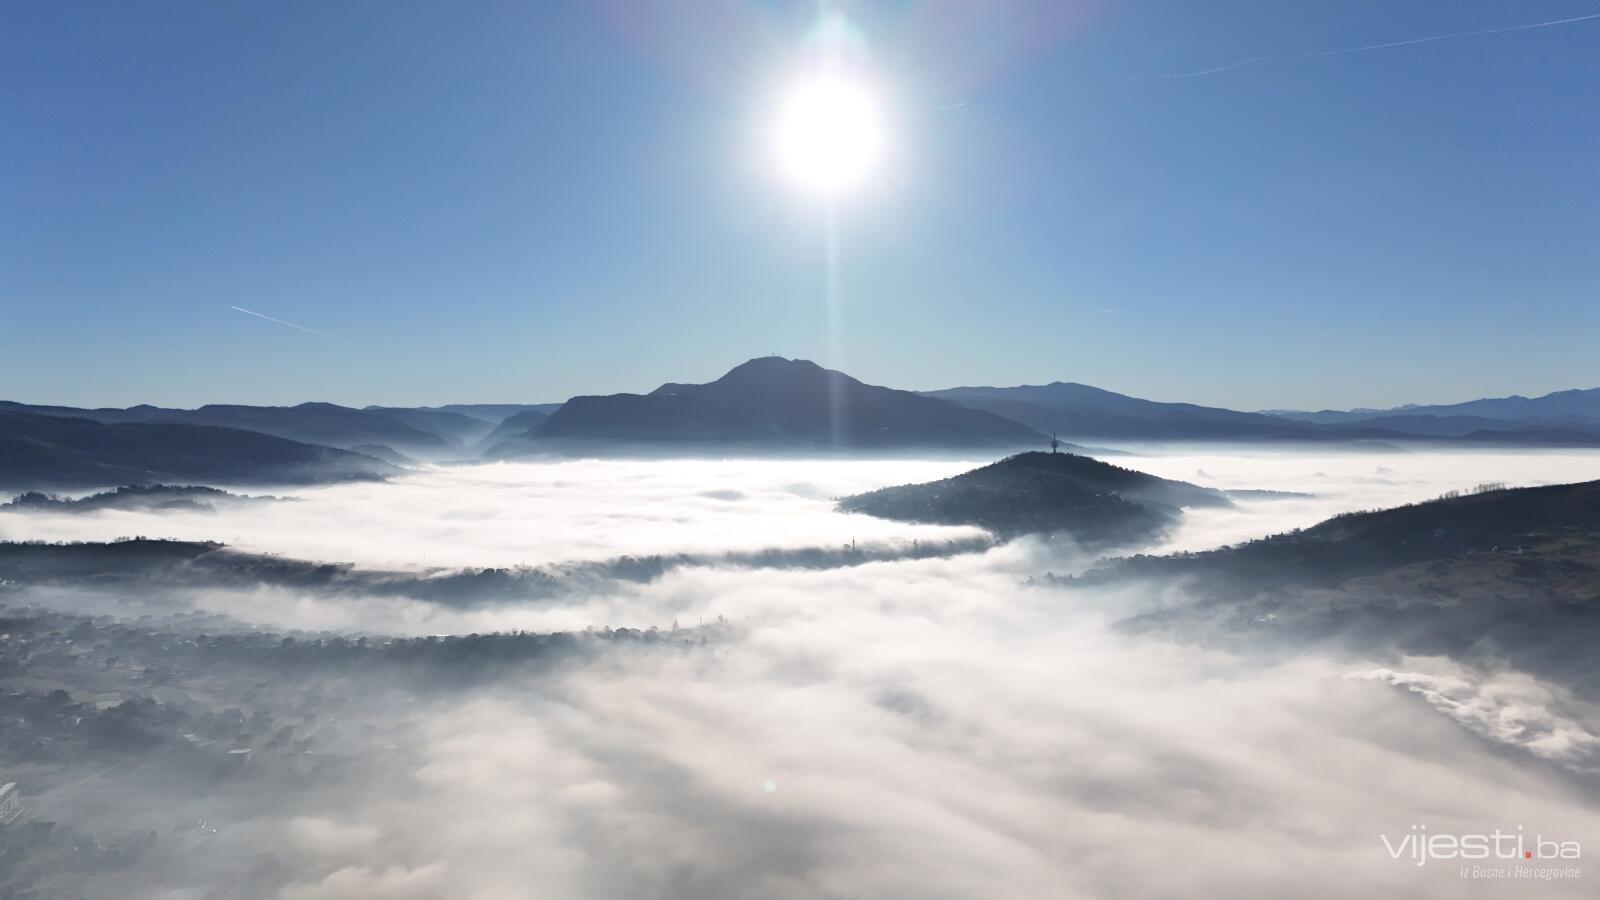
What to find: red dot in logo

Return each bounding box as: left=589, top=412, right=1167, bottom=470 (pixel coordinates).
left=1526, top=851, right=1533, bottom=859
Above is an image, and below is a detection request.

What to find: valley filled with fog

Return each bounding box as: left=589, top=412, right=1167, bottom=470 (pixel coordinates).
left=5, top=447, right=1600, bottom=898
left=10, top=449, right=1597, bottom=568
left=12, top=1, right=1600, bottom=895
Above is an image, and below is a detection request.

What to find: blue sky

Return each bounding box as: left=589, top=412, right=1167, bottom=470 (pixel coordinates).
left=4, top=0, right=1598, bottom=410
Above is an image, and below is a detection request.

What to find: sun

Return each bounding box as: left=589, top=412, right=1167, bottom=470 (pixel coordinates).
left=773, top=74, right=886, bottom=197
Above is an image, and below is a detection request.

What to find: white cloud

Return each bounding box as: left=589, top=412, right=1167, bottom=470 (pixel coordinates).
left=287, top=817, right=384, bottom=856
left=1353, top=663, right=1600, bottom=771
left=0, top=458, right=988, bottom=568
left=279, top=863, right=448, bottom=900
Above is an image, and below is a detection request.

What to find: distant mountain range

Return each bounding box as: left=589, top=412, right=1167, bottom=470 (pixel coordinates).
left=399, top=403, right=564, bottom=422
left=924, top=382, right=1318, bottom=442
left=5, top=365, right=1598, bottom=492
left=0, top=411, right=395, bottom=490
left=1264, top=387, right=1600, bottom=435
left=924, top=381, right=1600, bottom=446
left=488, top=357, right=1047, bottom=454
left=839, top=451, right=1229, bottom=547
left=364, top=403, right=565, bottom=443
left=0, top=400, right=462, bottom=460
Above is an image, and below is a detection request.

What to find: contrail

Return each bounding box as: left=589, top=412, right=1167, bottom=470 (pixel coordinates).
left=229, top=305, right=327, bottom=338
left=1124, top=12, right=1600, bottom=81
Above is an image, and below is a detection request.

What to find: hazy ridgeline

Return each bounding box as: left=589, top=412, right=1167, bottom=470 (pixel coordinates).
left=4, top=450, right=1600, bottom=898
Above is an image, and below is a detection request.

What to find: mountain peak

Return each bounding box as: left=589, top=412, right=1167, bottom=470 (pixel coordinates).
left=717, top=356, right=831, bottom=380
left=504, top=357, right=1043, bottom=450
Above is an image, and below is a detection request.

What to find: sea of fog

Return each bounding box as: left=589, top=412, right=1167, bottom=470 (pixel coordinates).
left=7, top=449, right=1600, bottom=570
left=7, top=447, right=1600, bottom=898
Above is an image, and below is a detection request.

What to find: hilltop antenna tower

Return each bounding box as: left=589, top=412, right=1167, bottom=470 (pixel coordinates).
left=1049, top=432, right=1062, bottom=454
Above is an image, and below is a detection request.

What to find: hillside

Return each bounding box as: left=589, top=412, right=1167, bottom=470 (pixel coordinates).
left=473, top=408, right=553, bottom=454
left=1, top=484, right=270, bottom=513
left=0, top=401, right=459, bottom=459
left=496, top=357, right=1046, bottom=452
left=417, top=403, right=564, bottom=423
left=362, top=406, right=499, bottom=445
left=924, top=382, right=1323, bottom=441
left=1087, top=479, right=1600, bottom=591
left=0, top=412, right=396, bottom=490
left=1069, top=479, right=1600, bottom=696
left=838, top=451, right=1230, bottom=545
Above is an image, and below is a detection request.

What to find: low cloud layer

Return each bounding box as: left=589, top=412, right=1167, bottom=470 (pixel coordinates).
left=253, top=563, right=1600, bottom=898
left=6, top=448, right=1600, bottom=898
left=1354, top=664, right=1600, bottom=773
left=0, top=458, right=988, bottom=568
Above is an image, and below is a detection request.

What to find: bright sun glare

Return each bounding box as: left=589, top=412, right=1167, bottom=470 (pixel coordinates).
left=774, top=74, right=886, bottom=197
